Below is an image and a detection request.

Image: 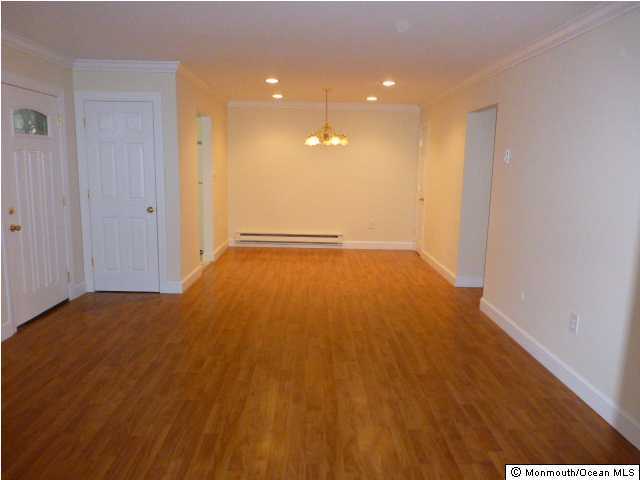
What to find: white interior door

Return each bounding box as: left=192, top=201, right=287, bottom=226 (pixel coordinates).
left=84, top=100, right=159, bottom=292
left=1, top=83, right=68, bottom=326
left=197, top=116, right=214, bottom=263
left=415, top=122, right=427, bottom=252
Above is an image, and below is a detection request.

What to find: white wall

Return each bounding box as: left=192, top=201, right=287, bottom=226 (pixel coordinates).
left=421, top=10, right=640, bottom=445
left=456, top=107, right=496, bottom=286
left=228, top=103, right=420, bottom=247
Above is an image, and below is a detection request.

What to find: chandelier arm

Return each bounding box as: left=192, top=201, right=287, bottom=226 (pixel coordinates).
left=324, top=88, right=328, bottom=124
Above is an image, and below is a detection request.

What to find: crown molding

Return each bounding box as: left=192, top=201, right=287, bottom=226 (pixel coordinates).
left=178, top=65, right=213, bottom=91
left=73, top=59, right=180, bottom=73
left=2, top=30, right=72, bottom=67
left=228, top=100, right=420, bottom=112
left=429, top=2, right=640, bottom=106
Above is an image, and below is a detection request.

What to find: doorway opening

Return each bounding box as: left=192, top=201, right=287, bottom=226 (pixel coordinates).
left=456, top=106, right=497, bottom=288
left=198, top=116, right=214, bottom=264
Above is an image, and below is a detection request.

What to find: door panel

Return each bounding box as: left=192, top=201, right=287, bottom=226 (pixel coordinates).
left=85, top=101, right=159, bottom=292
left=1, top=83, right=68, bottom=326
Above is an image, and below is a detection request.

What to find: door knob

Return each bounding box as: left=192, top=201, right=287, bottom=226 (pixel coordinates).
left=146, top=206, right=155, bottom=213
left=9, top=224, right=22, bottom=232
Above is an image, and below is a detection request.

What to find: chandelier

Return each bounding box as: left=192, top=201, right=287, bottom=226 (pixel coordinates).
left=304, top=89, right=348, bottom=146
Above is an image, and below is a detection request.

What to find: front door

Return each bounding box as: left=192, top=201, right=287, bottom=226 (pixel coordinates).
left=84, top=100, right=159, bottom=291
left=1, top=83, right=68, bottom=326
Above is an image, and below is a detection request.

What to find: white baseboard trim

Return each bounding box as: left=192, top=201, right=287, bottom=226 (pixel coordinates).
left=181, top=264, right=203, bottom=293
left=418, top=249, right=456, bottom=285
left=2, top=322, right=17, bottom=342
left=229, top=239, right=416, bottom=251
left=213, top=240, right=229, bottom=260
left=455, top=275, right=484, bottom=288
left=160, top=281, right=182, bottom=294
left=480, top=297, right=640, bottom=449
left=69, top=281, right=87, bottom=300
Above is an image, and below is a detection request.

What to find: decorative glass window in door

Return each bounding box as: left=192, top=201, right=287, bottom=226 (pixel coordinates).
left=13, top=109, right=48, bottom=136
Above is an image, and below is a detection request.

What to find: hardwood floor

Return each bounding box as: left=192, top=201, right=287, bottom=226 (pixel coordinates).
left=2, top=248, right=639, bottom=479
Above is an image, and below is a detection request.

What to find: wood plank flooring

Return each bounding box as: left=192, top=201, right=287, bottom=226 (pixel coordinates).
left=2, top=248, right=639, bottom=479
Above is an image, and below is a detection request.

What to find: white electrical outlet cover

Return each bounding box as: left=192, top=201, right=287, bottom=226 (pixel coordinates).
left=504, top=149, right=512, bottom=165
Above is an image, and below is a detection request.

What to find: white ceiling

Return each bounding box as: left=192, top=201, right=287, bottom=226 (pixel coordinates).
left=2, top=2, right=596, bottom=104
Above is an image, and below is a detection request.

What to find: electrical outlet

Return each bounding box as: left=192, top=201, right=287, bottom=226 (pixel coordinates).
left=368, top=220, right=376, bottom=231
left=569, top=312, right=580, bottom=334
left=520, top=291, right=526, bottom=302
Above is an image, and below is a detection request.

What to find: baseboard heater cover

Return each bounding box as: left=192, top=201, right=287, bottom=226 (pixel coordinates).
left=235, top=232, right=343, bottom=245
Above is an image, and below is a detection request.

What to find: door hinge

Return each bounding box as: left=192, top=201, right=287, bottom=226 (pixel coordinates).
left=62, top=195, right=67, bottom=207
left=67, top=271, right=71, bottom=283
left=57, top=114, right=63, bottom=128
left=83, top=117, right=87, bottom=128
left=91, top=257, right=95, bottom=269
left=87, top=189, right=91, bottom=199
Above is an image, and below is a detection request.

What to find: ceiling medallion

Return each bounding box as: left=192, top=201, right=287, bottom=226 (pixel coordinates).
left=304, top=88, right=348, bottom=146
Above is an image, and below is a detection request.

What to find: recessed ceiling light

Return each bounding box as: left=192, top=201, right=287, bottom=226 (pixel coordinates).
left=382, top=80, right=396, bottom=87
left=272, top=93, right=283, bottom=99
left=366, top=96, right=378, bottom=102
left=265, top=78, right=279, bottom=84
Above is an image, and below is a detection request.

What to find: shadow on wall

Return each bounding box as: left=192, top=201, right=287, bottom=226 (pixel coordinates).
left=617, top=225, right=640, bottom=448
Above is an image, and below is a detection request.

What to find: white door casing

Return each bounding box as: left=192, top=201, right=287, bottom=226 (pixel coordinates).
left=1, top=83, right=68, bottom=326
left=84, top=100, right=160, bottom=291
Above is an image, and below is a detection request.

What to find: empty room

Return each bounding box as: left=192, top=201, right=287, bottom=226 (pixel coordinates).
left=1, top=2, right=639, bottom=478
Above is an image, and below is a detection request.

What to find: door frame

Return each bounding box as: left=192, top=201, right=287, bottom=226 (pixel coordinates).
left=74, top=91, right=169, bottom=293
left=1, top=70, right=75, bottom=339
left=197, top=115, right=215, bottom=264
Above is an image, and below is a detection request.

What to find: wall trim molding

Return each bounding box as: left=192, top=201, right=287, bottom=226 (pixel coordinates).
left=430, top=2, right=640, bottom=106
left=228, top=100, right=420, bottom=112
left=418, top=249, right=456, bottom=286
left=73, top=59, right=180, bottom=73
left=181, top=264, right=203, bottom=293
left=213, top=240, right=229, bottom=260
left=480, top=297, right=640, bottom=450
left=178, top=65, right=213, bottom=92
left=69, top=282, right=87, bottom=300
left=1, top=322, right=17, bottom=342
left=455, top=275, right=484, bottom=288
left=2, top=30, right=72, bottom=67
left=160, top=281, right=182, bottom=294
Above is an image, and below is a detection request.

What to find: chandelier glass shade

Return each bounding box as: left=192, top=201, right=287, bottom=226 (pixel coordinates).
left=304, top=89, right=348, bottom=146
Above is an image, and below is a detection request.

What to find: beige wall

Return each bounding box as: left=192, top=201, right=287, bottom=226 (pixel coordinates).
left=176, top=70, right=228, bottom=278
left=229, top=104, right=420, bottom=245
left=2, top=44, right=83, bottom=284
left=72, top=69, right=181, bottom=283
left=421, top=10, right=640, bottom=435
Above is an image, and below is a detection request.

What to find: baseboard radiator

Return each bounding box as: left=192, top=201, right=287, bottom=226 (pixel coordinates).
left=235, top=232, right=343, bottom=246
